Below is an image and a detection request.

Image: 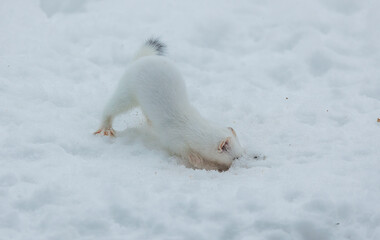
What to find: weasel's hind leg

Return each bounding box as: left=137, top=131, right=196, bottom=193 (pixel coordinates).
left=94, top=91, right=137, bottom=137
left=94, top=127, right=116, bottom=137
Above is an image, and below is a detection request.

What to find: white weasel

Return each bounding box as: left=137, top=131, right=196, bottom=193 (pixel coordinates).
left=95, top=39, right=243, bottom=171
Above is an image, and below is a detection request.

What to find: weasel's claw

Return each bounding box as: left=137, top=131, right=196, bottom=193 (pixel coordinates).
left=94, top=128, right=116, bottom=137
left=94, top=129, right=102, bottom=135
left=110, top=129, right=116, bottom=137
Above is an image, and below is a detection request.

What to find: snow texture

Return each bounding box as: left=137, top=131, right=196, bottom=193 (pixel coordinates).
left=1, top=0, right=380, bottom=239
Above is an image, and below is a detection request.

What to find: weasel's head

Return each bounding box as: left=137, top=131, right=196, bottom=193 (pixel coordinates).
left=188, top=127, right=243, bottom=172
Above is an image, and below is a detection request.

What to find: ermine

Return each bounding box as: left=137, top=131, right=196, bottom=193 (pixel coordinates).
left=94, top=38, right=243, bottom=171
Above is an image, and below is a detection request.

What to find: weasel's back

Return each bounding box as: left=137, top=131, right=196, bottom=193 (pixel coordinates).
left=121, top=38, right=192, bottom=126
left=127, top=56, right=191, bottom=125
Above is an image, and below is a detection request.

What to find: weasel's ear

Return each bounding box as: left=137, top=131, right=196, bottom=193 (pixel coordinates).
left=218, top=137, right=231, bottom=152
left=188, top=152, right=204, bottom=169
left=228, top=127, right=237, bottom=137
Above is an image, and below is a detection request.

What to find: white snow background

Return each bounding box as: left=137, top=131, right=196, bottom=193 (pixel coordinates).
left=1, top=0, right=380, bottom=239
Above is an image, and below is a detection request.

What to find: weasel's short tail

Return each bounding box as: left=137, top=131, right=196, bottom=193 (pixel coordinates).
left=133, top=38, right=166, bottom=61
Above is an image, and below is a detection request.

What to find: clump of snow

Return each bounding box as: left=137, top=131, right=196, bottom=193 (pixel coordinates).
left=1, top=0, right=380, bottom=239
left=39, top=0, right=88, bottom=17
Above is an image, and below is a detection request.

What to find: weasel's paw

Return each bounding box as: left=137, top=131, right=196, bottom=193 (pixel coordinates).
left=94, top=128, right=116, bottom=137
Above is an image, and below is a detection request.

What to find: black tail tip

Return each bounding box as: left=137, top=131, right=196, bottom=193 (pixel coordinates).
left=146, top=37, right=166, bottom=56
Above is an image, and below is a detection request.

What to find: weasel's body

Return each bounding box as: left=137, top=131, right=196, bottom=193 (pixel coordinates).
left=95, top=39, right=243, bottom=171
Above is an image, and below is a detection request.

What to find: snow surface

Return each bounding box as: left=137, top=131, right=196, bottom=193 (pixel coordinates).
left=1, top=0, right=380, bottom=239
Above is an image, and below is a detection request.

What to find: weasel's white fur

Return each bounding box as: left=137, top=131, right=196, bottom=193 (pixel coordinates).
left=95, top=39, right=243, bottom=171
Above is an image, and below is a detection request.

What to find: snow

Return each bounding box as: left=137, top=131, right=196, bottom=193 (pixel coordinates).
left=1, top=0, right=380, bottom=239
